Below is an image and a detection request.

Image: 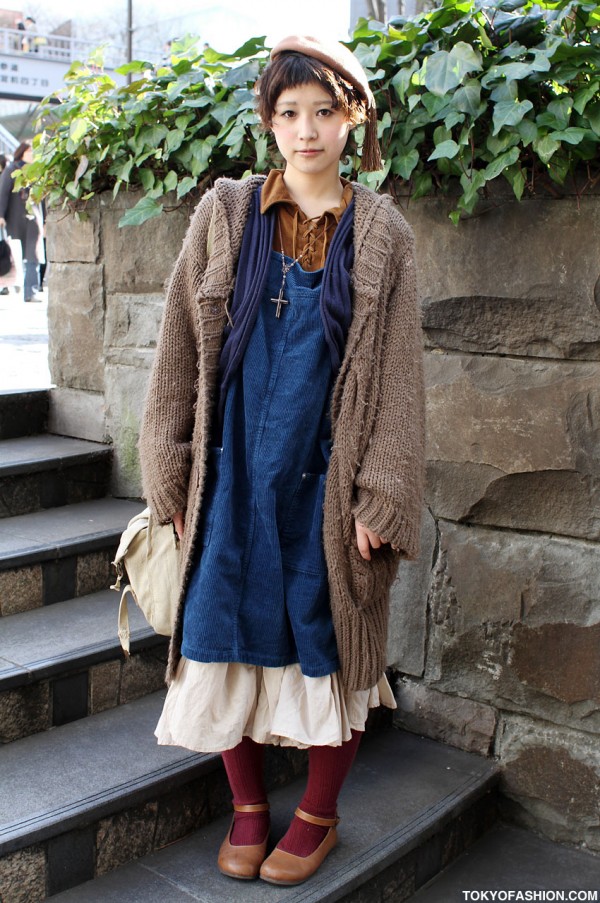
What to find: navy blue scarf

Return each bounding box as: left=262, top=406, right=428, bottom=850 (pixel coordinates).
left=217, top=186, right=354, bottom=420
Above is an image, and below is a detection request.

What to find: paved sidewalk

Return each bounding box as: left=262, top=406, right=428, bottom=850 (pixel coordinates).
left=0, top=288, right=51, bottom=391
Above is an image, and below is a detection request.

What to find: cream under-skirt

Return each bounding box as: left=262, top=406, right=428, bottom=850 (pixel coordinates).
left=155, top=658, right=396, bottom=752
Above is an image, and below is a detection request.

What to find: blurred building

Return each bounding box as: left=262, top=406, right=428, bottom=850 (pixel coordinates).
left=350, top=0, right=424, bottom=24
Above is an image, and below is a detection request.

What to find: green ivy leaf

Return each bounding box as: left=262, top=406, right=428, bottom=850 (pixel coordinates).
left=484, top=146, right=520, bottom=180
left=139, top=169, right=155, bottom=192
left=533, top=134, right=560, bottom=163
left=585, top=102, right=600, bottom=137
left=517, top=118, right=538, bottom=146
left=422, top=42, right=483, bottom=97
left=574, top=81, right=599, bottom=115
left=411, top=171, right=433, bottom=200
left=452, top=79, right=483, bottom=116
left=504, top=163, right=526, bottom=200
left=68, top=118, right=91, bottom=146
left=428, top=139, right=460, bottom=160
left=163, top=170, right=177, bottom=192
left=392, top=148, right=420, bottom=180
left=176, top=176, right=197, bottom=199
left=119, top=196, right=162, bottom=227
left=165, top=129, right=185, bottom=153
left=138, top=124, right=169, bottom=148
left=221, top=60, right=259, bottom=88
left=547, top=97, right=573, bottom=130
left=391, top=61, right=419, bottom=106
left=549, top=127, right=588, bottom=145
left=492, top=99, right=533, bottom=135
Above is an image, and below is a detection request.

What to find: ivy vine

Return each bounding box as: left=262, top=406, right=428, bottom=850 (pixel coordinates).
left=16, top=0, right=600, bottom=225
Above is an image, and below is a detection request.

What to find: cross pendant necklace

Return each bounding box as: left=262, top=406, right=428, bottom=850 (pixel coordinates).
left=271, top=221, right=304, bottom=318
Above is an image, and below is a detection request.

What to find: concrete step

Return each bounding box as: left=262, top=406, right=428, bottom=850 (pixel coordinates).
left=410, top=822, right=600, bottom=902
left=0, top=498, right=142, bottom=615
left=0, top=691, right=308, bottom=900
left=0, top=589, right=168, bottom=743
left=0, top=389, right=48, bottom=440
left=0, top=434, right=112, bottom=518
left=2, top=723, right=499, bottom=901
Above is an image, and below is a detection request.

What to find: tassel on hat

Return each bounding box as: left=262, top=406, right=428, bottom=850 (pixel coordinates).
left=270, top=35, right=383, bottom=172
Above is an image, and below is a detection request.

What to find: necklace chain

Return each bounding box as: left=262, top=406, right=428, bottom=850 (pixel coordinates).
left=271, top=220, right=304, bottom=318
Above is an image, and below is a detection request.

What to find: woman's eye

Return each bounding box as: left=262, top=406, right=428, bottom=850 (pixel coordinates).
left=317, top=108, right=332, bottom=117
left=280, top=110, right=295, bottom=118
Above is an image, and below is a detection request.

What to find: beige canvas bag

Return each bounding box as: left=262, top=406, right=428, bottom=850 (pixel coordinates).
left=112, top=507, right=180, bottom=654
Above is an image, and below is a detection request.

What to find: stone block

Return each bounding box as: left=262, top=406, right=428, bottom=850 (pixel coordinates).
left=104, top=361, right=154, bottom=498
left=48, top=387, right=107, bottom=443
left=89, top=660, right=121, bottom=714
left=425, top=353, right=600, bottom=540
left=394, top=678, right=497, bottom=755
left=76, top=551, right=113, bottom=596
left=425, top=521, right=600, bottom=733
left=95, top=801, right=158, bottom=875
left=154, top=778, right=209, bottom=850
left=47, top=205, right=100, bottom=264
left=0, top=682, right=50, bottom=743
left=511, top=622, right=600, bottom=706
left=387, top=508, right=437, bottom=677
left=0, top=845, right=46, bottom=903
left=0, top=565, right=43, bottom=615
left=100, top=191, right=191, bottom=294
left=0, top=473, right=39, bottom=518
left=496, top=713, right=600, bottom=851
left=104, top=292, right=165, bottom=352
left=47, top=263, right=105, bottom=393
left=119, top=648, right=168, bottom=704
left=406, top=195, right=600, bottom=361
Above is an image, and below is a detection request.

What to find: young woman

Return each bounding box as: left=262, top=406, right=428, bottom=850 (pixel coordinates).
left=139, top=35, right=425, bottom=886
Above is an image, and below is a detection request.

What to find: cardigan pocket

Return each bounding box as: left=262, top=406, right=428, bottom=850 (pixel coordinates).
left=280, top=472, right=327, bottom=577
left=347, top=540, right=398, bottom=611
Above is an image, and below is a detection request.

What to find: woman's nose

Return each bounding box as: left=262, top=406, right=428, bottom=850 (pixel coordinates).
left=298, top=117, right=317, bottom=140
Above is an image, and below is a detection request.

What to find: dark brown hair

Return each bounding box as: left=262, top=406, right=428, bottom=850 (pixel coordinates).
left=255, top=52, right=367, bottom=128
left=13, top=142, right=31, bottom=161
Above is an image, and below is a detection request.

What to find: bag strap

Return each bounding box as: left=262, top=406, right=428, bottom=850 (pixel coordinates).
left=117, top=586, right=137, bottom=656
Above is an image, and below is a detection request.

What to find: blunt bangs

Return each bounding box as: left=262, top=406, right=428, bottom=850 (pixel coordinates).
left=255, top=52, right=367, bottom=128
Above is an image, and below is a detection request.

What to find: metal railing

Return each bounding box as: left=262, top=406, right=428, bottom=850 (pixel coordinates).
left=0, top=27, right=161, bottom=71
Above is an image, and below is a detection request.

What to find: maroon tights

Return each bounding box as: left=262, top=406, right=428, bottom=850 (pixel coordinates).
left=221, top=731, right=362, bottom=856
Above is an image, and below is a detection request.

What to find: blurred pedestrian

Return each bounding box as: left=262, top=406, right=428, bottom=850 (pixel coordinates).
left=0, top=142, right=45, bottom=302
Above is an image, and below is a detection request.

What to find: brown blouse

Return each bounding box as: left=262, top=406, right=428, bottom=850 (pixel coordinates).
left=260, top=169, right=353, bottom=272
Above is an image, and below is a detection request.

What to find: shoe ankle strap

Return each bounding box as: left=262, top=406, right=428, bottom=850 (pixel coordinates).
left=295, top=807, right=340, bottom=828
left=233, top=802, right=270, bottom=813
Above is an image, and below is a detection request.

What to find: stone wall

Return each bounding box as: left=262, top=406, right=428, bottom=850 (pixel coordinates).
left=47, top=190, right=600, bottom=851
left=394, top=194, right=600, bottom=852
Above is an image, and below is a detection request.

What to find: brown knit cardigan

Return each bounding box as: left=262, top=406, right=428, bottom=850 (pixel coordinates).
left=138, top=174, right=425, bottom=691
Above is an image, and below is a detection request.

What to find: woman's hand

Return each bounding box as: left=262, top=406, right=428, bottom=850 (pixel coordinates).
left=0, top=217, right=6, bottom=228
left=172, top=511, right=185, bottom=541
left=355, top=520, right=387, bottom=561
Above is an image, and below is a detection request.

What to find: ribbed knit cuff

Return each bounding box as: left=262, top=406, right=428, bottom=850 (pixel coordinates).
left=142, top=444, right=191, bottom=526
left=352, top=489, right=421, bottom=561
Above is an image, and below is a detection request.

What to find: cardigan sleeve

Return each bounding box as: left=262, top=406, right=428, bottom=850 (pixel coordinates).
left=138, top=189, right=215, bottom=524
left=351, top=229, right=425, bottom=560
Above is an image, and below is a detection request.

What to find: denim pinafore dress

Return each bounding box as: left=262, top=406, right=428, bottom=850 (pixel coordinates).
left=181, top=251, right=340, bottom=677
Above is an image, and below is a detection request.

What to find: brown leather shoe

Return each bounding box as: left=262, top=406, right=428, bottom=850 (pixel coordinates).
left=217, top=802, right=270, bottom=880
left=259, top=808, right=339, bottom=886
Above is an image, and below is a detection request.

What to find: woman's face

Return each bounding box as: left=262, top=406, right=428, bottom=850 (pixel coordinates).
left=22, top=147, right=33, bottom=164
left=270, top=81, right=351, bottom=181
